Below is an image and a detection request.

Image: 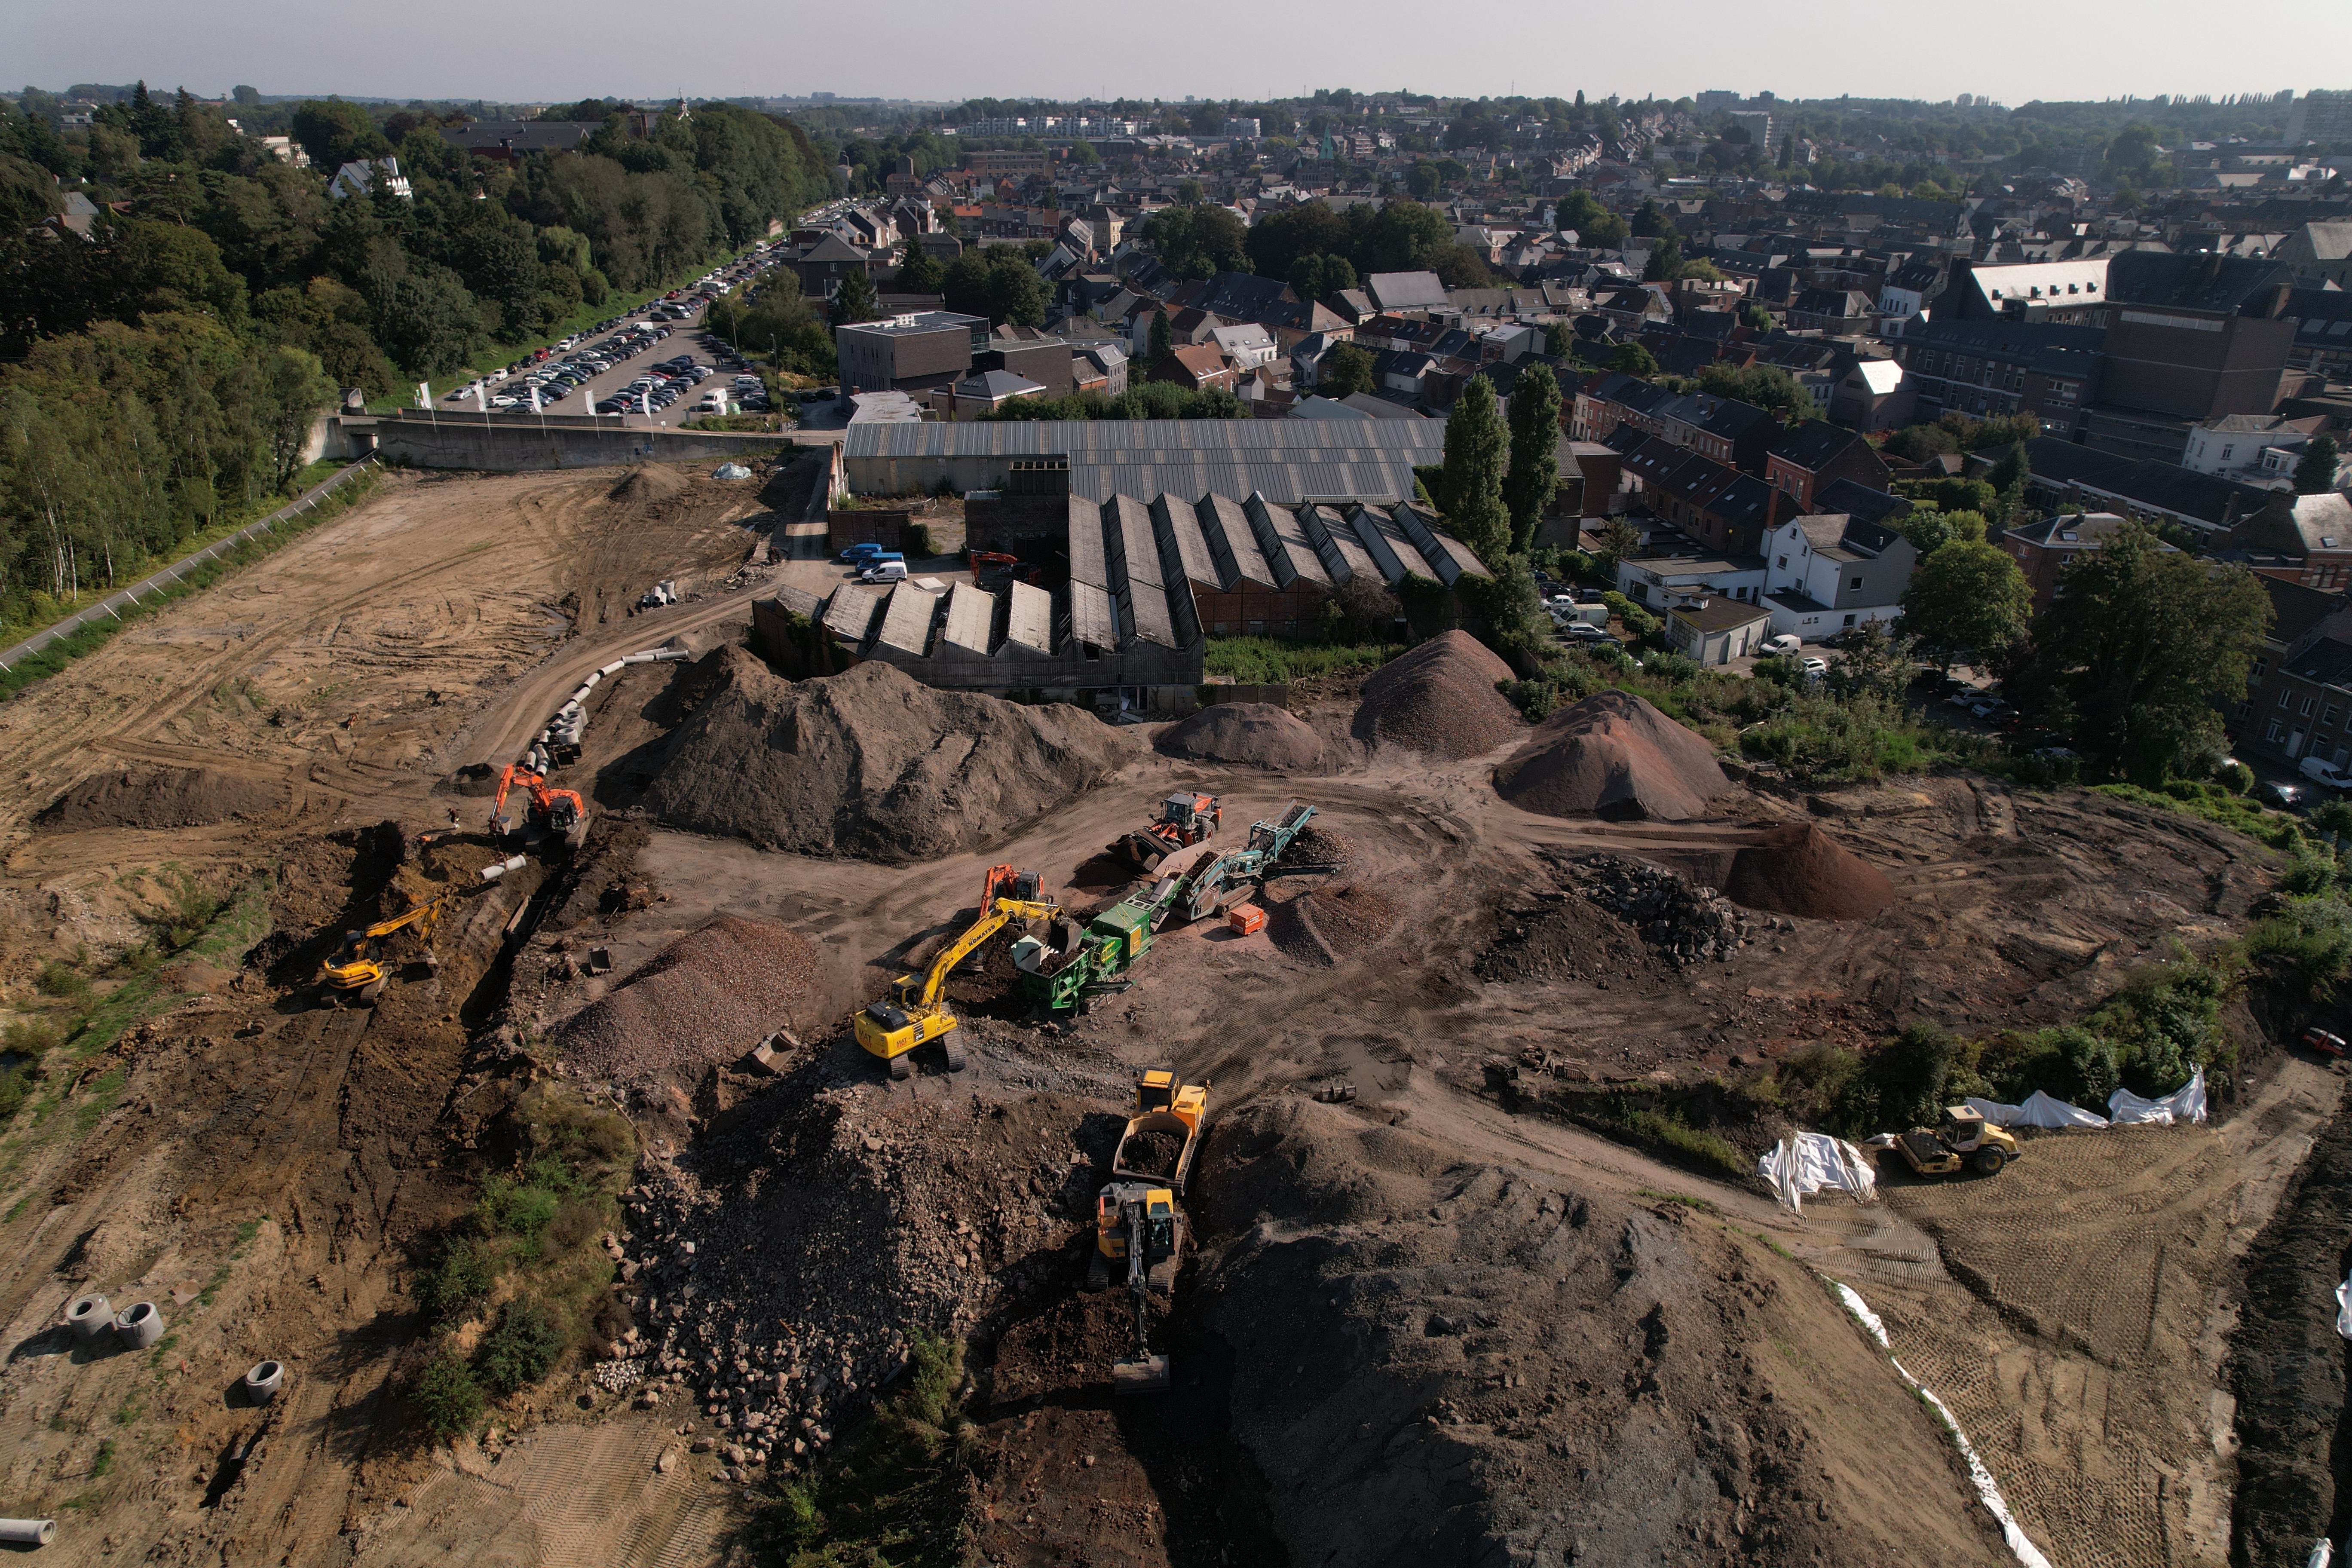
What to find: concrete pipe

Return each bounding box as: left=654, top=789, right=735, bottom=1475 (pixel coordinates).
left=0, top=1518, right=56, bottom=1546
left=479, top=854, right=529, bottom=883
left=600, top=661, right=626, bottom=676
left=650, top=649, right=690, bottom=663
left=619, top=652, right=654, bottom=665
left=580, top=671, right=602, bottom=691
left=242, top=1360, right=284, bottom=1405
left=62, top=1293, right=111, bottom=1344
left=113, top=1302, right=164, bottom=1350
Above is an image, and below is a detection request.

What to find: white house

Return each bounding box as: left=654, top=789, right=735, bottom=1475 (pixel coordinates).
left=1209, top=323, right=1280, bottom=371
left=1757, top=513, right=1918, bottom=641
left=2182, top=413, right=2321, bottom=486
left=327, top=157, right=412, bottom=201
left=1614, top=553, right=1769, bottom=608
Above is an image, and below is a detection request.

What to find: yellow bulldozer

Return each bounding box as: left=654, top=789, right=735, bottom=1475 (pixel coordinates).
left=855, top=879, right=1066, bottom=1078
left=1086, top=1070, right=1208, bottom=1393
left=1892, top=1106, right=2020, bottom=1177
left=318, top=897, right=448, bottom=1004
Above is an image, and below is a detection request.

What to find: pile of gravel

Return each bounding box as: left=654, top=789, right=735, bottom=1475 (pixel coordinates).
left=1350, top=631, right=1524, bottom=760
left=642, top=651, right=1139, bottom=863
left=1571, top=855, right=1750, bottom=967
left=555, top=916, right=826, bottom=1083
left=1155, top=703, right=1324, bottom=770
left=1724, top=822, right=1895, bottom=922
left=1493, top=689, right=1730, bottom=822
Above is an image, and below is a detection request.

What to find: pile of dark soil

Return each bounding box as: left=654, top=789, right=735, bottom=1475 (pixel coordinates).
left=1284, top=822, right=1352, bottom=871
left=1350, top=631, right=1523, bottom=760
left=1724, top=822, right=1895, bottom=922
left=555, top=915, right=826, bottom=1083
left=607, top=464, right=689, bottom=508
left=1117, top=1128, right=1186, bottom=1180
left=1156, top=702, right=1324, bottom=769
left=640, top=650, right=1138, bottom=862
left=2229, top=1096, right=2352, bottom=1566
left=1274, top=881, right=1398, bottom=966
left=36, top=766, right=288, bottom=832
left=1493, top=689, right=1730, bottom=821
left=1475, top=891, right=1672, bottom=986
left=1188, top=1101, right=2018, bottom=1568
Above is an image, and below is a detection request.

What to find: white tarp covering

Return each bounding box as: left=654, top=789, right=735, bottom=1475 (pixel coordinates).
left=1757, top=1133, right=1877, bottom=1213
left=1965, top=1091, right=2111, bottom=1130
left=712, top=462, right=753, bottom=480
left=2336, top=1271, right=2352, bottom=1340
left=2108, top=1067, right=2208, bottom=1126
left=2309, top=1538, right=2334, bottom=1568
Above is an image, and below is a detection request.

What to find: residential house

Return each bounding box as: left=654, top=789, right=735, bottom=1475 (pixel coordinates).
left=2276, top=221, right=2352, bottom=289
left=1997, top=511, right=2134, bottom=611
left=326, top=157, right=411, bottom=200
left=1786, top=288, right=1875, bottom=334
left=2245, top=637, right=2352, bottom=769
left=2182, top=413, right=2326, bottom=486
left=934, top=369, right=1048, bottom=419
left=1828, top=360, right=1915, bottom=433
left=2226, top=576, right=2352, bottom=760
left=2222, top=490, right=2352, bottom=590
left=1365, top=271, right=1449, bottom=314
left=1614, top=551, right=1770, bottom=609
left=1757, top=513, right=1919, bottom=640
left=1209, top=323, right=1280, bottom=372
left=1764, top=421, right=1891, bottom=510
left=792, top=234, right=879, bottom=300
left=1152, top=343, right=1240, bottom=394
left=1888, top=317, right=2102, bottom=436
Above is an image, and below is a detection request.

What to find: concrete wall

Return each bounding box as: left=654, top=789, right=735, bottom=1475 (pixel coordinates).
left=333, top=414, right=805, bottom=472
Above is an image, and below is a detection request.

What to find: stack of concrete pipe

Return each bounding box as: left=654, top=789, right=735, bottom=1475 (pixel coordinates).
left=525, top=647, right=690, bottom=775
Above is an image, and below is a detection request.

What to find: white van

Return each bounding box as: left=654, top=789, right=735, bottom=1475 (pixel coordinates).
left=858, top=560, right=909, bottom=584
left=2299, top=754, right=2352, bottom=790
left=1762, top=633, right=1803, bottom=657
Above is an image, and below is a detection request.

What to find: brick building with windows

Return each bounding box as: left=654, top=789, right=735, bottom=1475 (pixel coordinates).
left=1888, top=317, right=2103, bottom=436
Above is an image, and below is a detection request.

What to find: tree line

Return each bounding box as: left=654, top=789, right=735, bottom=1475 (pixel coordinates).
left=0, top=85, right=830, bottom=635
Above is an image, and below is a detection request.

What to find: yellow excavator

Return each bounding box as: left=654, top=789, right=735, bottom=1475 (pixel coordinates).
left=1086, top=1070, right=1208, bottom=1393
left=855, top=883, right=1067, bottom=1078
left=318, top=897, right=448, bottom=1004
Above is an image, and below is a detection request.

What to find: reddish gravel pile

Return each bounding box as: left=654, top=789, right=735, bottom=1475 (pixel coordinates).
left=1276, top=881, right=1399, bottom=966
left=37, top=766, right=287, bottom=832
left=1724, top=822, right=1896, bottom=922
left=1156, top=703, right=1324, bottom=769
left=1350, top=631, right=1523, bottom=760
left=556, top=915, right=825, bottom=1082
left=1492, top=689, right=1730, bottom=821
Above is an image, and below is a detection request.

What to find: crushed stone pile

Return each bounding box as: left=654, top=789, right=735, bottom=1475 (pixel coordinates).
left=641, top=651, right=1138, bottom=862
left=1724, top=822, right=1895, bottom=922
left=1571, top=855, right=1749, bottom=967
left=1284, top=822, right=1352, bottom=871
left=1493, top=689, right=1730, bottom=821
left=1277, top=882, right=1398, bottom=967
left=555, top=916, right=824, bottom=1083
left=1188, top=1100, right=2018, bottom=1567
left=1475, top=887, right=1672, bottom=986
left=1155, top=703, right=1324, bottom=769
left=36, top=766, right=288, bottom=832
left=609, top=1084, right=1119, bottom=1478
left=1350, top=631, right=1523, bottom=760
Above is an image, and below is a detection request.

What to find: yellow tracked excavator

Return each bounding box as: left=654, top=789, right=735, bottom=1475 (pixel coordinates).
left=1086, top=1070, right=1208, bottom=1393
left=318, top=897, right=448, bottom=1004
left=855, top=871, right=1072, bottom=1078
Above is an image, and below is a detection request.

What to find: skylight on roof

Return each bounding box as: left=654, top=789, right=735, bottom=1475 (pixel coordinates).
left=2059, top=530, right=2079, bottom=542
left=2326, top=537, right=2342, bottom=549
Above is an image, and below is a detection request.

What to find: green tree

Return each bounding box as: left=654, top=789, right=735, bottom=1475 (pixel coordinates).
left=940, top=248, right=1046, bottom=327
left=1741, top=303, right=1774, bottom=331
left=2023, top=519, right=2272, bottom=784
left=255, top=345, right=337, bottom=492
left=1503, top=366, right=1562, bottom=554
left=1317, top=340, right=1374, bottom=399
left=893, top=248, right=944, bottom=295
left=1898, top=538, right=2030, bottom=672
left=288, top=98, right=389, bottom=171
left=1066, top=139, right=1100, bottom=167
left=1896, top=507, right=1988, bottom=558
left=1406, top=161, right=1442, bottom=199
left=1138, top=202, right=1246, bottom=278
left=1641, top=231, right=1684, bottom=282
left=830, top=268, right=879, bottom=326
left=1594, top=516, right=1641, bottom=578
left=412, top=1348, right=485, bottom=1441
left=1439, top=375, right=1511, bottom=566
left=2296, top=435, right=2340, bottom=495
left=1606, top=342, right=1660, bottom=377
left=1148, top=306, right=1174, bottom=367
left=477, top=1301, right=564, bottom=1397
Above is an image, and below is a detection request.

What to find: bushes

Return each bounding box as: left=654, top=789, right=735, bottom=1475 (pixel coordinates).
left=417, top=1237, right=495, bottom=1322
left=1741, top=692, right=1931, bottom=784
left=1202, top=635, right=1402, bottom=685
left=2244, top=897, right=2352, bottom=1003
left=477, top=1302, right=564, bottom=1397
left=2091, top=783, right=2299, bottom=851
left=413, top=1349, right=486, bottom=1440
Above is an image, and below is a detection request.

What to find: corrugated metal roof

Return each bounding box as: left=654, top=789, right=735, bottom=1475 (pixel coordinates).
left=1106, top=495, right=1162, bottom=592
left=1153, top=496, right=1218, bottom=588
left=823, top=585, right=886, bottom=646
left=941, top=582, right=992, bottom=654
left=1069, top=499, right=1109, bottom=589
left=1128, top=579, right=1177, bottom=648
left=1005, top=581, right=1053, bottom=653
left=843, top=419, right=1445, bottom=503
left=1253, top=493, right=1333, bottom=589
left=1069, top=580, right=1119, bottom=649
left=1198, top=494, right=1274, bottom=589
left=1305, top=505, right=1378, bottom=586
left=1344, top=505, right=1413, bottom=585
left=876, top=582, right=938, bottom=656
left=1363, top=505, right=1439, bottom=584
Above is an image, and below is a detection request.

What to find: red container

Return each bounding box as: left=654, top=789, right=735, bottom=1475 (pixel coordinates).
left=1228, top=903, right=1266, bottom=935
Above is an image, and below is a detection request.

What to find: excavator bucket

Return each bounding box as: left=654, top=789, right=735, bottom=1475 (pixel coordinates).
left=1112, top=1354, right=1171, bottom=1394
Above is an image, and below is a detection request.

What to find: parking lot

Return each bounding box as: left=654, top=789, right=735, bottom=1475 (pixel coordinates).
left=438, top=247, right=788, bottom=428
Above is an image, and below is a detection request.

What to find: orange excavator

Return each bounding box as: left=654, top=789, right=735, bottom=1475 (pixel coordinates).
left=490, top=764, right=591, bottom=850
left=1108, top=793, right=1221, bottom=873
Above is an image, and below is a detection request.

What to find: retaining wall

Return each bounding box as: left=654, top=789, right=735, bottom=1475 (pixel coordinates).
left=334, top=414, right=809, bottom=473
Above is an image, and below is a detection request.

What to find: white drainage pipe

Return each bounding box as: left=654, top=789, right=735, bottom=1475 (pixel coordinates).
left=479, top=855, right=528, bottom=883
left=0, top=1519, right=56, bottom=1546
left=242, top=1360, right=284, bottom=1405
left=113, top=1301, right=164, bottom=1350
left=62, top=1293, right=110, bottom=1344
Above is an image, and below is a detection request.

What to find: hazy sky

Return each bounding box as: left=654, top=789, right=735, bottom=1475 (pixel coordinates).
left=9, top=0, right=2349, bottom=108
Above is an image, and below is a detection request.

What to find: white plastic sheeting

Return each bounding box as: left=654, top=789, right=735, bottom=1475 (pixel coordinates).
left=1829, top=1279, right=2055, bottom=1568
left=2107, top=1067, right=2208, bottom=1126
left=2336, top=1270, right=2352, bottom=1340
left=1963, top=1092, right=2111, bottom=1130
left=1756, top=1133, right=1877, bottom=1213
left=712, top=462, right=753, bottom=480
left=2310, top=1538, right=2335, bottom=1568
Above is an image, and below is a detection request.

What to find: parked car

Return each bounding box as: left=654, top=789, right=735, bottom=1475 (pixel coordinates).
left=1800, top=657, right=1829, bottom=680
left=2299, top=755, right=2352, bottom=791
left=1762, top=633, right=1803, bottom=657
left=2267, top=780, right=2308, bottom=809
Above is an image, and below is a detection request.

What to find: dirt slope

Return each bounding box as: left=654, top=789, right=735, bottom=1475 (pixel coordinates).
left=639, top=652, right=1139, bottom=862
left=1494, top=689, right=1731, bottom=821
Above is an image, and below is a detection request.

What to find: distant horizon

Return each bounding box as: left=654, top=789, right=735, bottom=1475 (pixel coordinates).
left=6, top=0, right=2347, bottom=113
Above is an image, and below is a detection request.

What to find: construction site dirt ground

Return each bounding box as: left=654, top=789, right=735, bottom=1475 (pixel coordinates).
left=0, top=463, right=2339, bottom=1568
